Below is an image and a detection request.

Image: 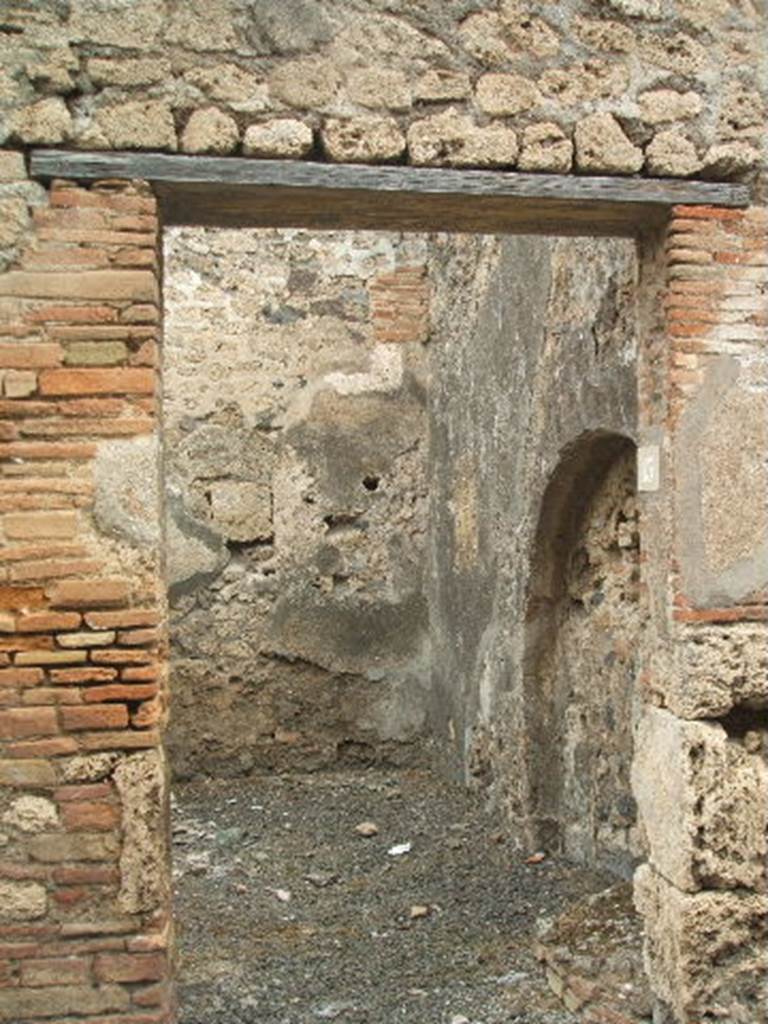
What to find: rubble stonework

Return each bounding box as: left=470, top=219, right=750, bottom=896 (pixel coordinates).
left=0, top=1, right=765, bottom=186
left=0, top=1, right=766, bottom=1022
left=162, top=227, right=432, bottom=776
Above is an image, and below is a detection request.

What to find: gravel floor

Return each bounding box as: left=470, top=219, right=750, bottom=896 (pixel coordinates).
left=172, top=768, right=613, bottom=1024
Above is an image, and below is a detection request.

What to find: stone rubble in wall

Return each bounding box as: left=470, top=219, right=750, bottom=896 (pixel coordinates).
left=0, top=0, right=764, bottom=181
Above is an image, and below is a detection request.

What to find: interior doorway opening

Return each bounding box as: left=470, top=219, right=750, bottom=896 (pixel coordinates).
left=161, top=223, right=647, bottom=1022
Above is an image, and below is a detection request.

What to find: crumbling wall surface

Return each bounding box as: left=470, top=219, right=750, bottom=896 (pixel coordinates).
left=427, top=232, right=640, bottom=856
left=0, top=167, right=174, bottom=1019
left=0, top=0, right=765, bottom=185
left=630, top=204, right=768, bottom=1024
left=163, top=227, right=432, bottom=776
left=527, top=444, right=644, bottom=877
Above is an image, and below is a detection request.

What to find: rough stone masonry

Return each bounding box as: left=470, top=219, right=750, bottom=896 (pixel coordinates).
left=0, top=2, right=766, bottom=1023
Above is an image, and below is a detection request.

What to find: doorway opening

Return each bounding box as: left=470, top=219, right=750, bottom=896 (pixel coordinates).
left=160, top=223, right=648, bottom=1022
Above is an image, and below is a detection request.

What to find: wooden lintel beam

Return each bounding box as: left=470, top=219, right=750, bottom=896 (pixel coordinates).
left=29, top=150, right=751, bottom=237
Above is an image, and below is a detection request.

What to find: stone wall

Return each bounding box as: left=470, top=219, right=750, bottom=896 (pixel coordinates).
left=0, top=2, right=766, bottom=1020
left=427, top=233, right=642, bottom=876
left=0, top=1, right=765, bottom=189
left=162, top=226, right=433, bottom=777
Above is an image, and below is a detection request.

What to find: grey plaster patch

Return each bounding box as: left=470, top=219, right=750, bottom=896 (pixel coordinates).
left=93, top=434, right=161, bottom=548
left=675, top=357, right=768, bottom=606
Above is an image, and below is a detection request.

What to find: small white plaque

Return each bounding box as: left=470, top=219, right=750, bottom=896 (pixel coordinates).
left=637, top=445, right=660, bottom=492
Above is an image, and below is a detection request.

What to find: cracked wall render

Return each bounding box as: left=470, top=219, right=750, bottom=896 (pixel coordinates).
left=162, top=227, right=433, bottom=776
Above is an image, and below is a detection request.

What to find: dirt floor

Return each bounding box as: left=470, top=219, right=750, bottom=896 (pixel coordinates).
left=171, top=767, right=617, bottom=1024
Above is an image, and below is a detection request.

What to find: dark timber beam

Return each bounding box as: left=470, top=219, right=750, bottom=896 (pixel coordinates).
left=30, top=150, right=751, bottom=237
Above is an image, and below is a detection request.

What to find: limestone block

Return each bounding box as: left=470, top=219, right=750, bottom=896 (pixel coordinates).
left=181, top=107, right=240, bottom=155
left=702, top=141, right=760, bottom=178
left=457, top=12, right=510, bottom=66
left=114, top=751, right=168, bottom=915
left=208, top=480, right=272, bottom=542
left=518, top=122, right=573, bottom=173
left=539, top=61, right=629, bottom=105
left=645, top=130, right=702, bottom=177
left=475, top=73, right=540, bottom=116
left=346, top=68, right=411, bottom=112
left=2, top=796, right=58, bottom=833
left=498, top=2, right=561, bottom=56
left=0, top=197, right=29, bottom=248
left=573, top=17, right=636, bottom=53
left=0, top=880, right=47, bottom=921
left=605, top=0, right=662, bottom=16
left=574, top=112, right=643, bottom=175
left=269, top=59, right=340, bottom=109
left=11, top=97, right=72, bottom=144
left=69, top=0, right=164, bottom=47
left=87, top=57, right=171, bottom=88
left=644, top=32, right=708, bottom=74
left=407, top=108, right=518, bottom=169
left=165, top=0, right=240, bottom=51
left=0, top=152, right=26, bottom=182
left=638, top=89, right=704, bottom=125
left=322, top=116, right=405, bottom=164
left=413, top=70, right=471, bottom=103
left=719, top=81, right=765, bottom=131
left=87, top=100, right=177, bottom=152
left=632, top=708, right=768, bottom=892
left=184, top=64, right=269, bottom=113
left=25, top=48, right=78, bottom=94
left=666, top=624, right=768, bottom=719
left=635, top=864, right=768, bottom=1021
left=243, top=119, right=314, bottom=159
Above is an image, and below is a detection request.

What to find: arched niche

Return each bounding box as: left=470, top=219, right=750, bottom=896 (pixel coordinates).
left=522, top=430, right=644, bottom=876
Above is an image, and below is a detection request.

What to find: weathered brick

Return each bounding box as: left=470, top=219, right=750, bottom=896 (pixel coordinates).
left=0, top=759, right=55, bottom=787
left=57, top=631, right=116, bottom=648
left=0, top=271, right=158, bottom=303
left=0, top=441, right=96, bottom=461
left=0, top=667, right=44, bottom=687
left=20, top=956, right=91, bottom=986
left=26, top=305, right=118, bottom=324
left=0, top=587, right=46, bottom=611
left=3, top=369, right=37, bottom=398
left=16, top=612, right=82, bottom=633
left=50, top=667, right=117, bottom=684
left=0, top=344, right=62, bottom=369
left=85, top=609, right=160, bottom=629
left=91, top=649, right=153, bottom=665
left=116, top=628, right=158, bottom=646
left=78, top=730, right=159, bottom=752
left=0, top=982, right=129, bottom=1017
left=11, top=559, right=102, bottom=583
left=84, top=683, right=158, bottom=703
left=2, top=511, right=78, bottom=540
left=60, top=704, right=128, bottom=731
left=0, top=544, right=85, bottom=567
left=6, top=737, right=77, bottom=758
left=60, top=801, right=119, bottom=831
left=63, top=341, right=128, bottom=366
left=38, top=368, right=155, bottom=396
left=21, top=687, right=82, bottom=705
left=28, top=832, right=120, bottom=863
left=14, top=649, right=88, bottom=666
left=0, top=706, right=58, bottom=739
left=51, top=865, right=119, bottom=885
left=48, top=580, right=130, bottom=609
left=94, top=952, right=165, bottom=983
left=55, top=783, right=113, bottom=803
